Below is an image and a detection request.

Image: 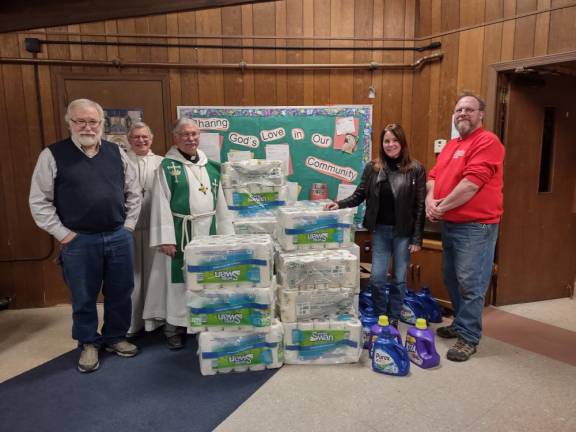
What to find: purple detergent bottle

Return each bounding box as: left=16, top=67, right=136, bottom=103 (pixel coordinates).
left=368, top=315, right=402, bottom=359
left=405, top=318, right=440, bottom=368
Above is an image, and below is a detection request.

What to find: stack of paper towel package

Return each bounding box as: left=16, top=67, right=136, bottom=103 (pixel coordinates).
left=185, top=234, right=283, bottom=375
left=275, top=200, right=362, bottom=365
left=186, top=158, right=363, bottom=373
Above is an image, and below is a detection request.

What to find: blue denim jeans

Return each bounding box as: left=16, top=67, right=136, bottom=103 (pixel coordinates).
left=442, top=222, right=499, bottom=345
left=370, top=224, right=410, bottom=320
left=60, top=227, right=134, bottom=346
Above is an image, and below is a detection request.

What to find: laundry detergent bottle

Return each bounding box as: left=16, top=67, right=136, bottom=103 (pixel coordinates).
left=361, top=307, right=378, bottom=349
left=371, top=329, right=410, bottom=376
left=405, top=318, right=440, bottom=369
left=368, top=315, right=402, bottom=358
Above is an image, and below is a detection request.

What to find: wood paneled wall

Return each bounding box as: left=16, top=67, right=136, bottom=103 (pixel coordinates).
left=1, top=0, right=575, bottom=308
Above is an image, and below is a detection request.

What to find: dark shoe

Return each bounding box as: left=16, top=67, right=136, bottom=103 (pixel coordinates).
left=105, top=340, right=139, bottom=357
left=436, top=324, right=458, bottom=339
left=78, top=344, right=100, bottom=373
left=166, top=334, right=184, bottom=350
left=447, top=338, right=477, bottom=362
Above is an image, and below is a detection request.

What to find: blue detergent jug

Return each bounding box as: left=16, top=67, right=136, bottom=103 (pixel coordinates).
left=405, top=318, right=440, bottom=368
left=371, top=328, right=410, bottom=376
left=359, top=290, right=374, bottom=315
left=415, top=287, right=443, bottom=323
left=368, top=315, right=402, bottom=358
left=360, top=308, right=378, bottom=349
left=400, top=290, right=426, bottom=325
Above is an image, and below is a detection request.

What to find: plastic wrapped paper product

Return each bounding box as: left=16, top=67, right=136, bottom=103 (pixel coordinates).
left=198, top=320, right=284, bottom=375
left=187, top=285, right=275, bottom=333
left=283, top=318, right=362, bottom=365
left=185, top=234, right=274, bottom=291
left=275, top=249, right=358, bottom=291
left=232, top=214, right=278, bottom=238
left=278, top=287, right=356, bottom=323
left=221, top=160, right=287, bottom=216
left=276, top=203, right=355, bottom=251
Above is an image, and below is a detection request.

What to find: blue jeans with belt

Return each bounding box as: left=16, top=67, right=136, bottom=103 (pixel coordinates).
left=60, top=227, right=134, bottom=346
left=370, top=224, right=410, bottom=320
left=442, top=222, right=499, bottom=345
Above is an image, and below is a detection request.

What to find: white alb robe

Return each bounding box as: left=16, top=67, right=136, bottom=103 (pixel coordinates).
left=126, top=149, right=164, bottom=335
left=143, top=147, right=233, bottom=329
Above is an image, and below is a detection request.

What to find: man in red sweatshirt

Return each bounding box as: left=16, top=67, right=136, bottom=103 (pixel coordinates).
left=426, top=93, right=505, bottom=362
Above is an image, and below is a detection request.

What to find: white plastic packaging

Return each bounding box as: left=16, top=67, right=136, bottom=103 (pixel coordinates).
left=198, top=320, right=284, bottom=375
left=185, top=234, right=274, bottom=290
left=276, top=202, right=355, bottom=251
left=283, top=318, right=362, bottom=365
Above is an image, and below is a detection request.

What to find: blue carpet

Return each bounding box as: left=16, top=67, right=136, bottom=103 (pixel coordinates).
left=0, top=330, right=278, bottom=432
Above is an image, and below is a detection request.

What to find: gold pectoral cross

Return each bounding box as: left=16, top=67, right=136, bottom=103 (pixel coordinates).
left=198, top=184, right=208, bottom=194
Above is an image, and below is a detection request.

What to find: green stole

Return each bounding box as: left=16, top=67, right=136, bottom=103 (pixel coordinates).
left=161, top=158, right=221, bottom=283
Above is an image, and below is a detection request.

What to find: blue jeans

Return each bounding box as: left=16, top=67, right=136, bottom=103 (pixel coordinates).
left=370, top=224, right=410, bottom=320
left=60, top=227, right=134, bottom=346
left=442, top=222, right=499, bottom=345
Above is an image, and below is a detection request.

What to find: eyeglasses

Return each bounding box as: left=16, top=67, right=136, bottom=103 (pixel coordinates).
left=177, top=132, right=198, bottom=138
left=70, top=119, right=101, bottom=128
left=454, top=107, right=479, bottom=114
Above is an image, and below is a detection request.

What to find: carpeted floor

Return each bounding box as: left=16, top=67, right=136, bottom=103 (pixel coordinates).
left=0, top=330, right=277, bottom=432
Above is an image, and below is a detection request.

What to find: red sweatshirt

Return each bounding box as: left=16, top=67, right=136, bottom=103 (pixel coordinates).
left=428, top=127, right=505, bottom=223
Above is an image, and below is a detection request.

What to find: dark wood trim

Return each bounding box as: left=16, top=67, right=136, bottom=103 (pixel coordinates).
left=0, top=0, right=274, bottom=34
left=54, top=72, right=173, bottom=145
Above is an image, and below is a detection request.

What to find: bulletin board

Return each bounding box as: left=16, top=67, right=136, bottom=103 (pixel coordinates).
left=176, top=105, right=372, bottom=226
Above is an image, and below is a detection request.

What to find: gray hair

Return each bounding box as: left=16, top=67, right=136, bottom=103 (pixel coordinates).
left=456, top=92, right=486, bottom=111
left=173, top=117, right=199, bottom=135
left=128, top=121, right=154, bottom=139
left=64, top=99, right=104, bottom=122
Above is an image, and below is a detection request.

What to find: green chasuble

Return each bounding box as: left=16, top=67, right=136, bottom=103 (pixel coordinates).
left=161, top=158, right=221, bottom=283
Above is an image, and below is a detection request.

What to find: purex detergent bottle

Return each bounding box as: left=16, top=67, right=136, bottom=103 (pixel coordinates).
left=361, top=307, right=378, bottom=349
left=405, top=318, right=440, bottom=368
left=371, top=328, right=410, bottom=376
left=415, top=287, right=443, bottom=323
left=368, top=315, right=401, bottom=358
left=400, top=290, right=426, bottom=325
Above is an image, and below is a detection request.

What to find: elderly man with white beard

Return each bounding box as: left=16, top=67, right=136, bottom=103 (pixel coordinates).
left=29, top=99, right=142, bottom=373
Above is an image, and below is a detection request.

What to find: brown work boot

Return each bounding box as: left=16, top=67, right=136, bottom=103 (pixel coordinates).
left=447, top=338, right=477, bottom=362
left=78, top=344, right=100, bottom=373
left=436, top=324, right=458, bottom=339
left=105, top=340, right=139, bottom=357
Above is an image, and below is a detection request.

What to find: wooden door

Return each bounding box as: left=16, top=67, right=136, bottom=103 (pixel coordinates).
left=496, top=74, right=576, bottom=305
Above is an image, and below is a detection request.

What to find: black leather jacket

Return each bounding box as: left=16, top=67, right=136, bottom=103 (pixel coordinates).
left=337, top=160, right=426, bottom=245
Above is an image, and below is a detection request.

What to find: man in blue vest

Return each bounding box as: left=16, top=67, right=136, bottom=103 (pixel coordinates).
left=29, top=99, right=142, bottom=373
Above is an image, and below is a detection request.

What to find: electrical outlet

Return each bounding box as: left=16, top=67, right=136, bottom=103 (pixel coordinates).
left=434, top=139, right=447, bottom=154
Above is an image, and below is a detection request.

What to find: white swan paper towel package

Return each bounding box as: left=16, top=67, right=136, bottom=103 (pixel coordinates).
left=221, top=160, right=287, bottom=215
left=187, top=284, right=275, bottom=332
left=198, top=320, right=284, bottom=375
left=278, top=287, right=355, bottom=322
left=276, top=202, right=355, bottom=251
left=232, top=214, right=278, bottom=238
left=185, top=234, right=274, bottom=290
left=283, top=318, right=362, bottom=364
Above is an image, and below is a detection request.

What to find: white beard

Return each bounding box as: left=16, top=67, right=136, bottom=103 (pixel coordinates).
left=75, top=132, right=101, bottom=148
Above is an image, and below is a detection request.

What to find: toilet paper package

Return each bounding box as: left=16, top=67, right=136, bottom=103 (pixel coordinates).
left=185, top=234, right=274, bottom=290
left=278, top=287, right=355, bottom=322
left=222, top=160, right=287, bottom=215
left=198, top=320, right=284, bottom=375
left=221, top=159, right=286, bottom=188
left=275, top=249, right=358, bottom=291
left=277, top=203, right=355, bottom=251
left=232, top=215, right=278, bottom=238
left=188, top=286, right=275, bottom=333
left=283, top=318, right=362, bottom=364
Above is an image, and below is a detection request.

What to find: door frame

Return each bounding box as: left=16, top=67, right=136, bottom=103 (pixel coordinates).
left=485, top=50, right=576, bottom=305
left=54, top=72, right=173, bottom=144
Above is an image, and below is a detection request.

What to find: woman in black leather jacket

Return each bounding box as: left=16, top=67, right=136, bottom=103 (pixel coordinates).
left=325, top=124, right=426, bottom=326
